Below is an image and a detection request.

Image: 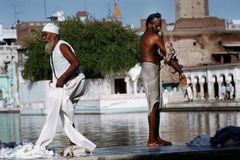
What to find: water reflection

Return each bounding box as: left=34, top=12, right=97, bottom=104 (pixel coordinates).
left=0, top=112, right=240, bottom=151
left=0, top=114, right=21, bottom=143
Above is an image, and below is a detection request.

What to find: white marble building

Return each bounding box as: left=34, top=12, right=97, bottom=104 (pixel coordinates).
left=183, top=63, right=240, bottom=100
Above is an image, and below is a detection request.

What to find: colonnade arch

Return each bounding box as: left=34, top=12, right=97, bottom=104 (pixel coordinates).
left=212, top=75, right=219, bottom=99
left=202, top=76, right=208, bottom=99
left=184, top=65, right=240, bottom=100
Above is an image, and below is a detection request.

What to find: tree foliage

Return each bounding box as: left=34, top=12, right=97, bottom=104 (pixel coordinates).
left=22, top=18, right=140, bottom=81
left=22, top=32, right=51, bottom=81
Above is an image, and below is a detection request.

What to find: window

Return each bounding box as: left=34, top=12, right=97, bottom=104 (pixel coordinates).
left=114, top=79, right=126, bottom=94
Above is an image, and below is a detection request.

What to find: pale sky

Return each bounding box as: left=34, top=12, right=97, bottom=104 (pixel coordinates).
left=0, top=0, right=240, bottom=29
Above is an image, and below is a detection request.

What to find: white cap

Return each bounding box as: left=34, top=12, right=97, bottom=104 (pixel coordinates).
left=42, top=23, right=59, bottom=34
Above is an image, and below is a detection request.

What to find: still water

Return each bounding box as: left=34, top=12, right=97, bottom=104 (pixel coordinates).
left=0, top=112, right=240, bottom=152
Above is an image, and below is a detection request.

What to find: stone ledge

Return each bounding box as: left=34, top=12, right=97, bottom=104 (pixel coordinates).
left=74, top=145, right=240, bottom=160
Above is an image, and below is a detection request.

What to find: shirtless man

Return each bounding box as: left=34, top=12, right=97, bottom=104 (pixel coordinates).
left=140, top=13, right=187, bottom=147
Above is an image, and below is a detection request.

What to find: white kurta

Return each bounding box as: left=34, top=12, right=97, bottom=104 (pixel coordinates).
left=35, top=40, right=96, bottom=153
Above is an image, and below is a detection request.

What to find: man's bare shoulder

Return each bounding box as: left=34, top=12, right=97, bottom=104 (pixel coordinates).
left=141, top=31, right=161, bottom=45
left=142, top=31, right=160, bottom=40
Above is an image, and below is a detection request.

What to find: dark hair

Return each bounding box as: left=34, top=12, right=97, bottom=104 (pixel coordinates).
left=146, top=12, right=161, bottom=27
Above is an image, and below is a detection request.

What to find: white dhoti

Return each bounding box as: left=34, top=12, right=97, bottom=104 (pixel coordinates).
left=140, top=62, right=160, bottom=115
left=35, top=73, right=96, bottom=153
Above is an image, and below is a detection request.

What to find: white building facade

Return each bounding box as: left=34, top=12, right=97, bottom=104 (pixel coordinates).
left=183, top=63, right=240, bottom=100
left=0, top=24, right=20, bottom=108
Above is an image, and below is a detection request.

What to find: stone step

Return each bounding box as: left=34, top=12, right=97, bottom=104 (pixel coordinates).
left=76, top=145, right=240, bottom=160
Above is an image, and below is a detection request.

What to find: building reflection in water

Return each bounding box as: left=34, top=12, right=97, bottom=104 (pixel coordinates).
left=0, top=113, right=21, bottom=143
left=160, top=112, right=240, bottom=144
left=0, top=112, right=240, bottom=151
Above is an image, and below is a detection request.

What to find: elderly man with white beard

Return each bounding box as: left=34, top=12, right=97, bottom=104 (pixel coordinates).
left=34, top=23, right=96, bottom=157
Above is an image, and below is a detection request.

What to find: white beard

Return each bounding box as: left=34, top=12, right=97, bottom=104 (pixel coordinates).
left=45, top=41, right=55, bottom=55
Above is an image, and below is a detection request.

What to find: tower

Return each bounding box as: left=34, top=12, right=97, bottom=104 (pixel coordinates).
left=114, top=2, right=122, bottom=21
left=175, top=0, right=209, bottom=20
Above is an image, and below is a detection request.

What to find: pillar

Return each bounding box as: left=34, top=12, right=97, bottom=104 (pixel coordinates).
left=133, top=80, right=138, bottom=94
left=217, top=76, right=224, bottom=100
left=200, top=77, right=206, bottom=100
left=208, top=77, right=215, bottom=100
left=124, top=77, right=131, bottom=94
left=234, top=68, right=240, bottom=99
left=199, top=83, right=204, bottom=100
left=192, top=81, right=197, bottom=100
left=235, top=80, right=240, bottom=99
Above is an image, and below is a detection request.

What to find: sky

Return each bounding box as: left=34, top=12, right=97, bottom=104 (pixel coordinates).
left=0, top=0, right=240, bottom=29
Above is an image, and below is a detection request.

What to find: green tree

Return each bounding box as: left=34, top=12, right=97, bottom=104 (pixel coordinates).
left=22, top=18, right=140, bottom=81
left=22, top=32, right=51, bottom=81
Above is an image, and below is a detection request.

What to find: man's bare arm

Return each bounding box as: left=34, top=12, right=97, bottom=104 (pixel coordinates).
left=156, top=36, right=187, bottom=85
left=167, top=59, right=183, bottom=74
left=167, top=59, right=187, bottom=86
left=155, top=36, right=182, bottom=74
left=155, top=35, right=167, bottom=56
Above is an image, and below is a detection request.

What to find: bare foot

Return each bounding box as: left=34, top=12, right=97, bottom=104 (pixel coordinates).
left=156, top=137, right=172, bottom=146
left=147, top=142, right=161, bottom=147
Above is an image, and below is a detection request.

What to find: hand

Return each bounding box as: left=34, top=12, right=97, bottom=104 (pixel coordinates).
left=179, top=73, right=187, bottom=86
left=56, top=76, right=65, bottom=88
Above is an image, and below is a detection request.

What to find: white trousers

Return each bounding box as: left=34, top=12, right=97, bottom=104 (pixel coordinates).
left=35, top=75, right=96, bottom=153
